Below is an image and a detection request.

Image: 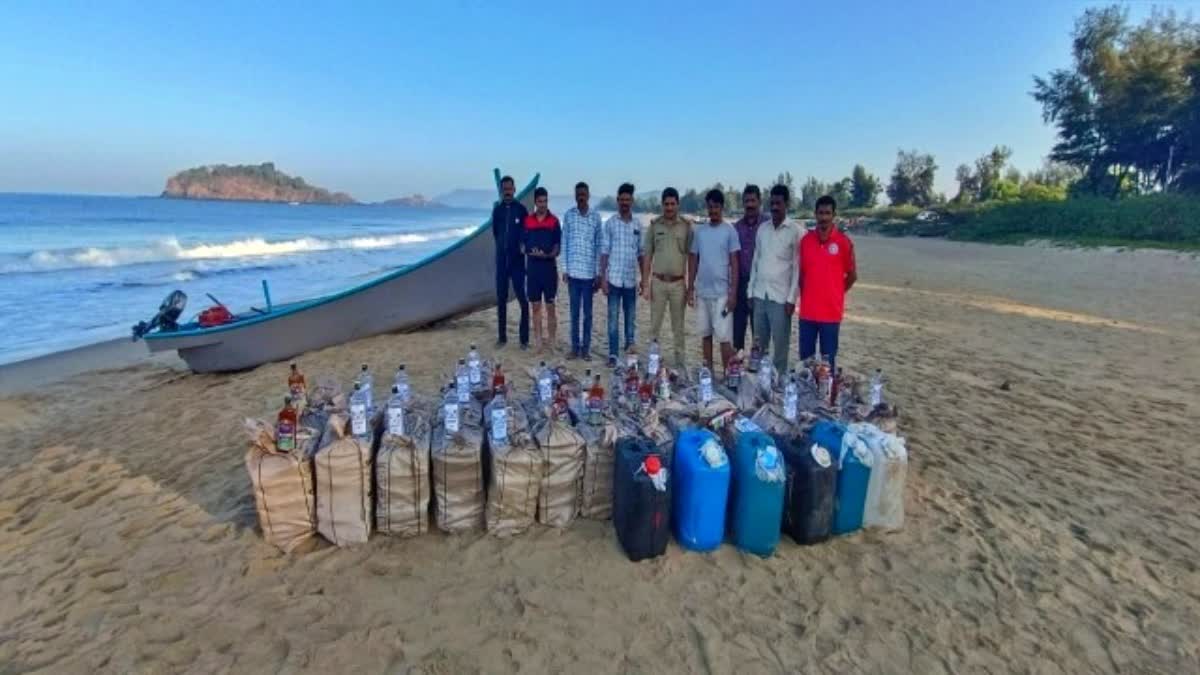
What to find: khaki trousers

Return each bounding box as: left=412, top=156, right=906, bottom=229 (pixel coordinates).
left=650, top=278, right=686, bottom=368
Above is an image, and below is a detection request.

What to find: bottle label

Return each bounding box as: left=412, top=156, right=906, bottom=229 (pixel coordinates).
left=350, top=404, right=368, bottom=436
left=538, top=377, right=553, bottom=403
left=647, top=353, right=660, bottom=376
left=444, top=402, right=460, bottom=433
left=387, top=406, right=405, bottom=436
left=469, top=363, right=482, bottom=385
left=700, top=376, right=713, bottom=403
left=870, top=384, right=883, bottom=408
left=276, top=421, right=295, bottom=451
left=811, top=443, right=832, bottom=468
left=490, top=407, right=508, bottom=443
left=456, top=376, right=470, bottom=402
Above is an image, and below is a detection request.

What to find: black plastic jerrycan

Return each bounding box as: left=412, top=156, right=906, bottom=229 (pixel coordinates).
left=774, top=432, right=836, bottom=545
left=612, top=436, right=671, bottom=561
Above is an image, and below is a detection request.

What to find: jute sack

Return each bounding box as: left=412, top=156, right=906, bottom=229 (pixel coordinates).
left=576, top=420, right=620, bottom=520
left=534, top=411, right=585, bottom=528
left=751, top=404, right=804, bottom=439
left=314, top=413, right=373, bottom=547
left=485, top=402, right=541, bottom=536
left=431, top=398, right=486, bottom=533
left=374, top=405, right=433, bottom=537
left=244, top=419, right=318, bottom=553
left=639, top=408, right=674, bottom=457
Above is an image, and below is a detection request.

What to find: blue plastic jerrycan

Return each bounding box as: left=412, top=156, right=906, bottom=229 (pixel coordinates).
left=814, top=420, right=875, bottom=536
left=672, top=428, right=731, bottom=552
left=728, top=426, right=787, bottom=557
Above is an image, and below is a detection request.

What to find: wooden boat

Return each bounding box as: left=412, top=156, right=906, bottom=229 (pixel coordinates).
left=143, top=170, right=539, bottom=372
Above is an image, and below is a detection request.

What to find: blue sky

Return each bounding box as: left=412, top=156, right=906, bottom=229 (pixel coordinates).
left=0, top=1, right=1162, bottom=201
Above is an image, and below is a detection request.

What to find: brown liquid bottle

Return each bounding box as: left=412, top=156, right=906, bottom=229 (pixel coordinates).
left=625, top=363, right=640, bottom=397
left=275, top=396, right=298, bottom=453
left=587, top=374, right=605, bottom=424
left=638, top=373, right=654, bottom=411
left=288, top=363, right=306, bottom=398
left=552, top=383, right=569, bottom=419
left=492, top=363, right=506, bottom=395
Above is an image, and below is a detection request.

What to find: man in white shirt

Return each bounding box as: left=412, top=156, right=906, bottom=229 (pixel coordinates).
left=748, top=184, right=801, bottom=373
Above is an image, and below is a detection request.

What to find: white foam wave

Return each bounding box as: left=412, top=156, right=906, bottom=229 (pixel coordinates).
left=2, top=226, right=477, bottom=274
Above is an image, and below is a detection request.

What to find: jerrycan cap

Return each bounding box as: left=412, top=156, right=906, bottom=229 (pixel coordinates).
left=811, top=443, right=833, bottom=468
left=644, top=455, right=662, bottom=475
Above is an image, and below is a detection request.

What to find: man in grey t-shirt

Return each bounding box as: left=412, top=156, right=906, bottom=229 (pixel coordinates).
left=687, top=189, right=740, bottom=375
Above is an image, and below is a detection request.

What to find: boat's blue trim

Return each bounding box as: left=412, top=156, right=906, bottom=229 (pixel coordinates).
left=146, top=170, right=539, bottom=341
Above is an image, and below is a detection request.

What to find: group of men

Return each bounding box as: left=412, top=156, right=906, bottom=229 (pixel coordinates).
left=490, top=175, right=857, bottom=375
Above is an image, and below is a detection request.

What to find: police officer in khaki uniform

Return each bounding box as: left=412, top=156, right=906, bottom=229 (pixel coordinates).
left=641, top=187, right=693, bottom=369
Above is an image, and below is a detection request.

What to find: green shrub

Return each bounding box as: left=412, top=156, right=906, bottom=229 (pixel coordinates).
left=947, top=194, right=1200, bottom=248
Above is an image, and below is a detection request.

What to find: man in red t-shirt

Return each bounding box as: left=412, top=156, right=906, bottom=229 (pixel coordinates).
left=797, top=195, right=857, bottom=371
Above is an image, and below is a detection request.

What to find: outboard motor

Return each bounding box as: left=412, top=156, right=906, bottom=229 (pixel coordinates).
left=132, top=290, right=188, bottom=340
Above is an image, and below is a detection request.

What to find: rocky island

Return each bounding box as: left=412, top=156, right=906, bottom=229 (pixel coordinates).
left=161, top=163, right=356, bottom=204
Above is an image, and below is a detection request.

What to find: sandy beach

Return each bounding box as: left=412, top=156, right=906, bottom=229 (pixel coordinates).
left=1, top=234, right=1198, bottom=673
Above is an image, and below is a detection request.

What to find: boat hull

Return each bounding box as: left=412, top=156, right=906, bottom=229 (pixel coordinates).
left=144, top=171, right=538, bottom=373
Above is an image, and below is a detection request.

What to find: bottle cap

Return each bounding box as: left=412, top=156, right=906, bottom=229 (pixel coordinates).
left=399, top=364, right=406, bottom=371
left=361, top=364, right=368, bottom=370
left=644, top=455, right=662, bottom=475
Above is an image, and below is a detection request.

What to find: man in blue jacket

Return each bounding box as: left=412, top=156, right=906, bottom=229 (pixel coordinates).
left=492, top=175, right=529, bottom=349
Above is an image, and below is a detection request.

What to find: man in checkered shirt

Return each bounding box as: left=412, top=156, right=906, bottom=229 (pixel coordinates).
left=560, top=181, right=603, bottom=360
left=599, top=182, right=646, bottom=367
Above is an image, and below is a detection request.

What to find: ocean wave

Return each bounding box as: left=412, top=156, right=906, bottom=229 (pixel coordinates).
left=87, top=263, right=292, bottom=290
left=0, top=226, right=477, bottom=274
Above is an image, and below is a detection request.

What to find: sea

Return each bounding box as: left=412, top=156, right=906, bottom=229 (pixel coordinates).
left=0, top=193, right=492, bottom=365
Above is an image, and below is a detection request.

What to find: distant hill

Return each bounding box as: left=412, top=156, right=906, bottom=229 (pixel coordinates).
left=162, top=163, right=356, bottom=204
left=378, top=194, right=446, bottom=208
left=433, top=188, right=498, bottom=209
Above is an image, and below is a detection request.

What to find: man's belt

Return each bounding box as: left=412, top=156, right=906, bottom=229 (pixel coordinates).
left=653, top=273, right=684, bottom=283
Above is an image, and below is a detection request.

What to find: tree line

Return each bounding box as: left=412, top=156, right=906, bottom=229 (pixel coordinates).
left=593, top=165, right=885, bottom=215
left=594, top=6, right=1199, bottom=216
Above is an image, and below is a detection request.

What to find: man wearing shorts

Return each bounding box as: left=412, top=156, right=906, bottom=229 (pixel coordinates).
left=523, top=187, right=561, bottom=352
left=797, top=194, right=857, bottom=371
left=687, top=189, right=740, bottom=375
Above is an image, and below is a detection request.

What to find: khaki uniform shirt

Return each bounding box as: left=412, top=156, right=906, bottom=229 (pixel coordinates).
left=643, top=215, right=693, bottom=277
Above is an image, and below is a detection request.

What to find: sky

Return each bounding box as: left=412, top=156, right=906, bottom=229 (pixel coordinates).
left=0, top=1, right=1172, bottom=202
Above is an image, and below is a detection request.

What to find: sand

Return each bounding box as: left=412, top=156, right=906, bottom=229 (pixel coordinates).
left=1, top=235, right=1198, bottom=673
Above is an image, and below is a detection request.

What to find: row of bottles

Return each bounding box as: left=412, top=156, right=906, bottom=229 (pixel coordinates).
left=275, top=363, right=307, bottom=452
